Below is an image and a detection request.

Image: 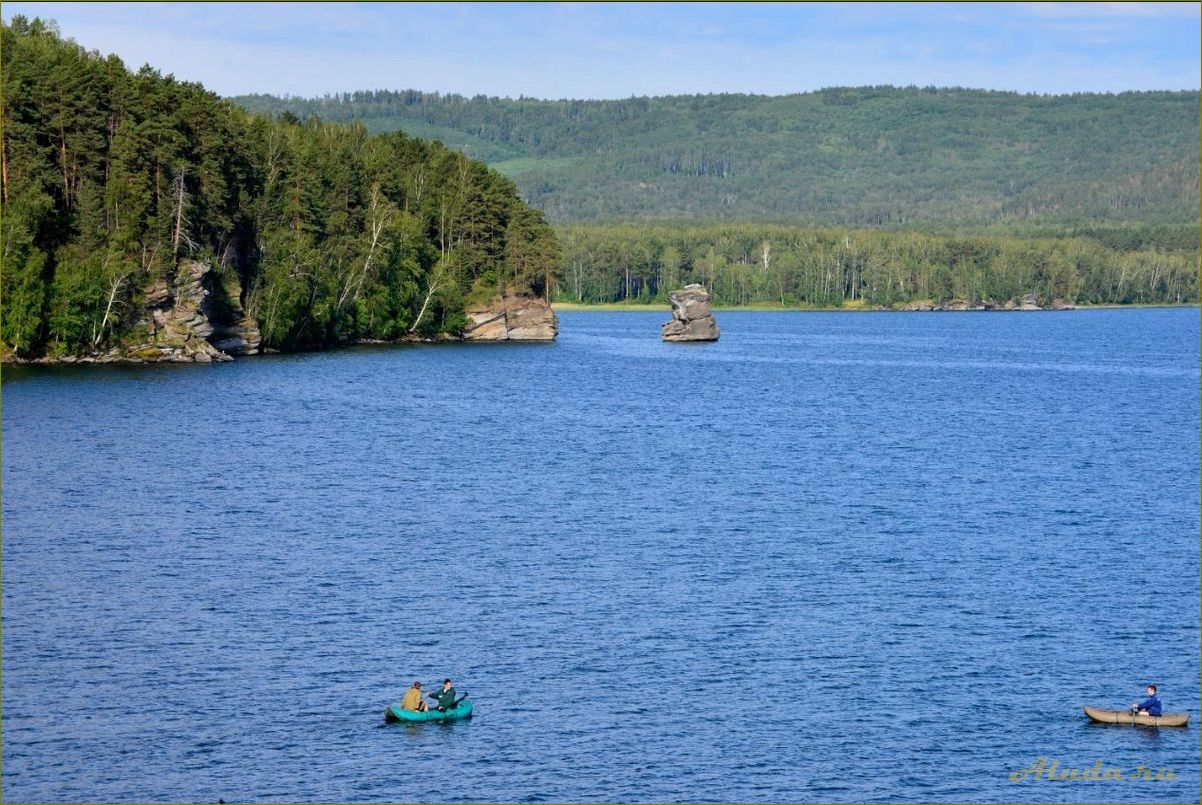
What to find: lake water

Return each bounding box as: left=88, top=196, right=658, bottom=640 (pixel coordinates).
left=2, top=309, right=1199, bottom=804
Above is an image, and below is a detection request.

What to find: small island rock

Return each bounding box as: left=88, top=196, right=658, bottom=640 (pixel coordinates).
left=661, top=284, right=720, bottom=342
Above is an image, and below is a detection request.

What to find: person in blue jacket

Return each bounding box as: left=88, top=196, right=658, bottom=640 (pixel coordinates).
left=1131, top=684, right=1162, bottom=716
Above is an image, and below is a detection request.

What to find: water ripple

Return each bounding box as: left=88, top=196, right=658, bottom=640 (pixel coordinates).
left=1, top=309, right=1198, bottom=803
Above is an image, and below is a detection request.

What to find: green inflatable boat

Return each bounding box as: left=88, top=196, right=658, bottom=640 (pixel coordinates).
left=384, top=700, right=473, bottom=723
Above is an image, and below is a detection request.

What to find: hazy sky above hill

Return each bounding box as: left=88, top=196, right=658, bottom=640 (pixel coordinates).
left=4, top=2, right=1199, bottom=98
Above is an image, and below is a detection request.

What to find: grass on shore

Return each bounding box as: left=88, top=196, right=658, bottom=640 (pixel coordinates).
left=551, top=301, right=1199, bottom=312
left=553, top=301, right=836, bottom=312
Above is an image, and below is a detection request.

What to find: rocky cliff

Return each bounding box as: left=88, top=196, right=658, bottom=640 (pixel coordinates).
left=138, top=260, right=261, bottom=362
left=7, top=269, right=559, bottom=365
left=463, top=295, right=558, bottom=341
left=661, top=284, right=720, bottom=342
left=13, top=260, right=261, bottom=364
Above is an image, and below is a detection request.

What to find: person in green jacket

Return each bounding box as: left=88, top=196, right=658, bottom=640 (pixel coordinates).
left=428, top=679, right=457, bottom=711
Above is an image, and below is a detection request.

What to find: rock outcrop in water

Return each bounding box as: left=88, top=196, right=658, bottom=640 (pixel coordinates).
left=463, top=294, right=558, bottom=341
left=661, top=284, right=720, bottom=342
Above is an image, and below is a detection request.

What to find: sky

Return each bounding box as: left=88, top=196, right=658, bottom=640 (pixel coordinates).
left=3, top=2, right=1199, bottom=99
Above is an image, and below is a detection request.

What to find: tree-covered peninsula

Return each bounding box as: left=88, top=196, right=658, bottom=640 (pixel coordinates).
left=1, top=18, right=559, bottom=362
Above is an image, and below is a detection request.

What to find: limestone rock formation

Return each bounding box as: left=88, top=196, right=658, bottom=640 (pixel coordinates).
left=463, top=294, right=558, bottom=341
left=661, top=284, right=720, bottom=342
left=132, top=260, right=260, bottom=361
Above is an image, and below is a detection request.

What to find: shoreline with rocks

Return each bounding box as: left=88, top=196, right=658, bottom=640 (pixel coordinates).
left=2, top=260, right=558, bottom=367
left=4, top=290, right=1192, bottom=367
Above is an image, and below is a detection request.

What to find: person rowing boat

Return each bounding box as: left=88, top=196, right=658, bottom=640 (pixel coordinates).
left=1131, top=684, right=1162, bottom=717
left=428, top=679, right=458, bottom=712
left=1083, top=683, right=1187, bottom=727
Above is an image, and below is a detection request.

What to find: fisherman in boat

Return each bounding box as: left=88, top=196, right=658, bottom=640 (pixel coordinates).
left=428, top=678, right=457, bottom=712
left=1131, top=684, right=1162, bottom=717
left=401, top=681, right=428, bottom=712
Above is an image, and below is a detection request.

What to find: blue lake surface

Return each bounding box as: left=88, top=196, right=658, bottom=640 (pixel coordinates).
left=2, top=308, right=1199, bottom=804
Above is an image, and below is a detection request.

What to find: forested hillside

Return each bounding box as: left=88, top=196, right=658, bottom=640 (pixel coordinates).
left=234, top=87, right=1201, bottom=226
left=1, top=18, right=558, bottom=360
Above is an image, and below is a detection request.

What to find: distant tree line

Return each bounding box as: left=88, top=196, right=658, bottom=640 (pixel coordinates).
left=555, top=224, right=1198, bottom=308
left=1, top=18, right=558, bottom=359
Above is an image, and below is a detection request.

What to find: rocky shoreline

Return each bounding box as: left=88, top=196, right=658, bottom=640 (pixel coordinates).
left=3, top=259, right=261, bottom=366
left=2, top=333, right=463, bottom=366
left=463, top=294, right=559, bottom=341
left=901, top=293, right=1075, bottom=312
left=2, top=262, right=559, bottom=366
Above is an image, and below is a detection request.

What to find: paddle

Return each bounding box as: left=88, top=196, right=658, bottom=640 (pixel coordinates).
left=432, top=692, right=469, bottom=717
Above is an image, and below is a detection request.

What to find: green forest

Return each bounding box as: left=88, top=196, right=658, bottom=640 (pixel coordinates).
left=554, top=224, right=1197, bottom=308
left=1, top=18, right=558, bottom=359
left=233, top=87, right=1201, bottom=227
